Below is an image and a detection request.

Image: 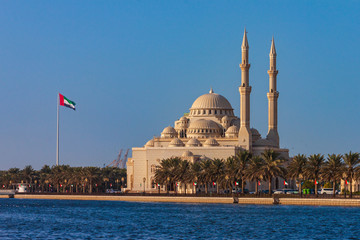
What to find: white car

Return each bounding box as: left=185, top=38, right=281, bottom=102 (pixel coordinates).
left=320, top=188, right=337, bottom=194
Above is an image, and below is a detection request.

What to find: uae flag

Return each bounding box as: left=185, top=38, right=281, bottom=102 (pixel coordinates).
left=59, top=93, right=76, bottom=110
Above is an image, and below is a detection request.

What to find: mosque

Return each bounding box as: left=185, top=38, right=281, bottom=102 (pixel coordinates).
left=126, top=30, right=290, bottom=193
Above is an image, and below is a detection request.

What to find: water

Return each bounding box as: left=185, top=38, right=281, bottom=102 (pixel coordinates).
left=0, top=199, right=359, bottom=239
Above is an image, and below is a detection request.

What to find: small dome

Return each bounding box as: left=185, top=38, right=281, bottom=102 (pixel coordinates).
left=161, top=126, right=178, bottom=138
left=169, top=138, right=185, bottom=147
left=226, top=126, right=239, bottom=133
left=179, top=116, right=188, bottom=121
left=203, top=138, right=220, bottom=146
left=251, top=128, right=261, bottom=142
left=225, top=126, right=239, bottom=138
left=186, top=138, right=202, bottom=147
left=182, top=150, right=194, bottom=157
left=145, top=139, right=154, bottom=147
left=222, top=115, right=230, bottom=121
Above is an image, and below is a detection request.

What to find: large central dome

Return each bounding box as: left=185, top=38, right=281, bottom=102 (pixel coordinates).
left=190, top=88, right=233, bottom=111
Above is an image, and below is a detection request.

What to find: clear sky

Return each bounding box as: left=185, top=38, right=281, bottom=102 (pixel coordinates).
left=1, top=1, right=359, bottom=170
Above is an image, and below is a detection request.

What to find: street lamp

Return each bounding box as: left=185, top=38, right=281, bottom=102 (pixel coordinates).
left=121, top=177, right=125, bottom=190
left=167, top=177, right=170, bottom=195
left=143, top=177, right=146, bottom=193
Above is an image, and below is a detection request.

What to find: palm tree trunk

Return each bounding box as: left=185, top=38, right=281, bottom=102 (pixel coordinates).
left=315, top=179, right=318, bottom=197
left=333, top=180, right=336, bottom=198
left=299, top=179, right=302, bottom=198
left=205, top=183, right=208, bottom=194
left=350, top=179, right=353, bottom=198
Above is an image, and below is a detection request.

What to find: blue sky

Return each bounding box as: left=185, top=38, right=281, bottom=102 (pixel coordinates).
left=0, top=1, right=359, bottom=170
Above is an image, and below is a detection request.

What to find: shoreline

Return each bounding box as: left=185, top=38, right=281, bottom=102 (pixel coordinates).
left=2, top=194, right=360, bottom=206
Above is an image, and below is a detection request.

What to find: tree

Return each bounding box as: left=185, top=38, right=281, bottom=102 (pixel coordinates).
left=210, top=159, right=225, bottom=194
left=39, top=165, right=51, bottom=192
left=261, top=149, right=285, bottom=195
left=8, top=168, right=20, bottom=189
left=224, top=156, right=239, bottom=193
left=200, top=159, right=213, bottom=194
left=83, top=167, right=100, bottom=194
left=155, top=157, right=181, bottom=193
left=322, top=154, right=344, bottom=197
left=343, top=151, right=360, bottom=198
left=176, top=160, right=191, bottom=194
left=287, top=154, right=307, bottom=196
left=304, top=154, right=325, bottom=197
left=246, top=156, right=265, bottom=194
left=236, top=150, right=252, bottom=194
left=190, top=161, right=203, bottom=193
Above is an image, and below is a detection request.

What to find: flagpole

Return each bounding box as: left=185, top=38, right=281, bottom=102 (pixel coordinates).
left=56, top=93, right=59, bottom=166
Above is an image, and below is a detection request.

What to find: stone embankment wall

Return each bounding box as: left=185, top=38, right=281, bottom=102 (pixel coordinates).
left=2, top=195, right=360, bottom=207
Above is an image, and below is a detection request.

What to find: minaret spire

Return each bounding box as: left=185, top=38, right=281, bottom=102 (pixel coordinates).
left=238, top=28, right=252, bottom=150
left=242, top=28, right=249, bottom=49
left=266, top=36, right=279, bottom=147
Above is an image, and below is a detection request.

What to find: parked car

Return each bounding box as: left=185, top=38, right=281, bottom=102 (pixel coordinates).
left=273, top=189, right=285, bottom=194
left=106, top=189, right=122, bottom=194
left=285, top=189, right=299, bottom=194
left=320, top=188, right=338, bottom=194
left=274, top=189, right=298, bottom=194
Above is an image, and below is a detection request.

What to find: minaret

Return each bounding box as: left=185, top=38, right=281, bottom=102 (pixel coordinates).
left=238, top=29, right=252, bottom=150
left=266, top=37, right=279, bottom=147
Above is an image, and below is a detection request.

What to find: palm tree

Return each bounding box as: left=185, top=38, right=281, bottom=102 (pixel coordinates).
left=236, top=150, right=251, bottom=194
left=343, top=151, right=360, bottom=198
left=22, top=166, right=35, bottom=189
left=287, top=154, right=307, bottom=196
left=261, top=149, right=285, bottom=195
left=224, top=156, right=239, bottom=193
left=322, top=154, right=344, bottom=197
left=8, top=168, right=20, bottom=189
left=39, top=165, right=51, bottom=192
left=83, top=167, right=100, bottom=194
left=155, top=157, right=181, bottom=193
left=200, top=159, right=213, bottom=194
left=210, top=158, right=225, bottom=194
left=190, top=161, right=203, bottom=193
left=246, top=156, right=265, bottom=194
left=50, top=165, right=64, bottom=192
left=304, top=154, right=325, bottom=197
left=176, top=160, right=191, bottom=194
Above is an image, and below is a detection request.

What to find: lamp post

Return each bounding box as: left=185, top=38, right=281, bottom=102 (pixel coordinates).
left=225, top=175, right=229, bottom=196
left=121, top=177, right=125, bottom=191
left=167, top=177, right=170, bottom=195
left=143, top=177, right=146, bottom=194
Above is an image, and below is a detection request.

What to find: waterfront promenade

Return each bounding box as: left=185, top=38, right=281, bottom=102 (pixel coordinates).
left=3, top=194, right=360, bottom=207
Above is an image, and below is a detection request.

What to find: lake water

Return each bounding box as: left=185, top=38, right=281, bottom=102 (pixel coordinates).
left=0, top=198, right=359, bottom=239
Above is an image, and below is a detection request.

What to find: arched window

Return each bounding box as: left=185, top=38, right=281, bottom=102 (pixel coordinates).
left=151, top=164, right=156, bottom=173
left=209, top=110, right=212, bottom=114
left=203, top=110, right=206, bottom=114
left=214, top=110, right=217, bottom=114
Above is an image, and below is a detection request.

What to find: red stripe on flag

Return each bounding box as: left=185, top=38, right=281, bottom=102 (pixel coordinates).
left=59, top=93, right=64, bottom=106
